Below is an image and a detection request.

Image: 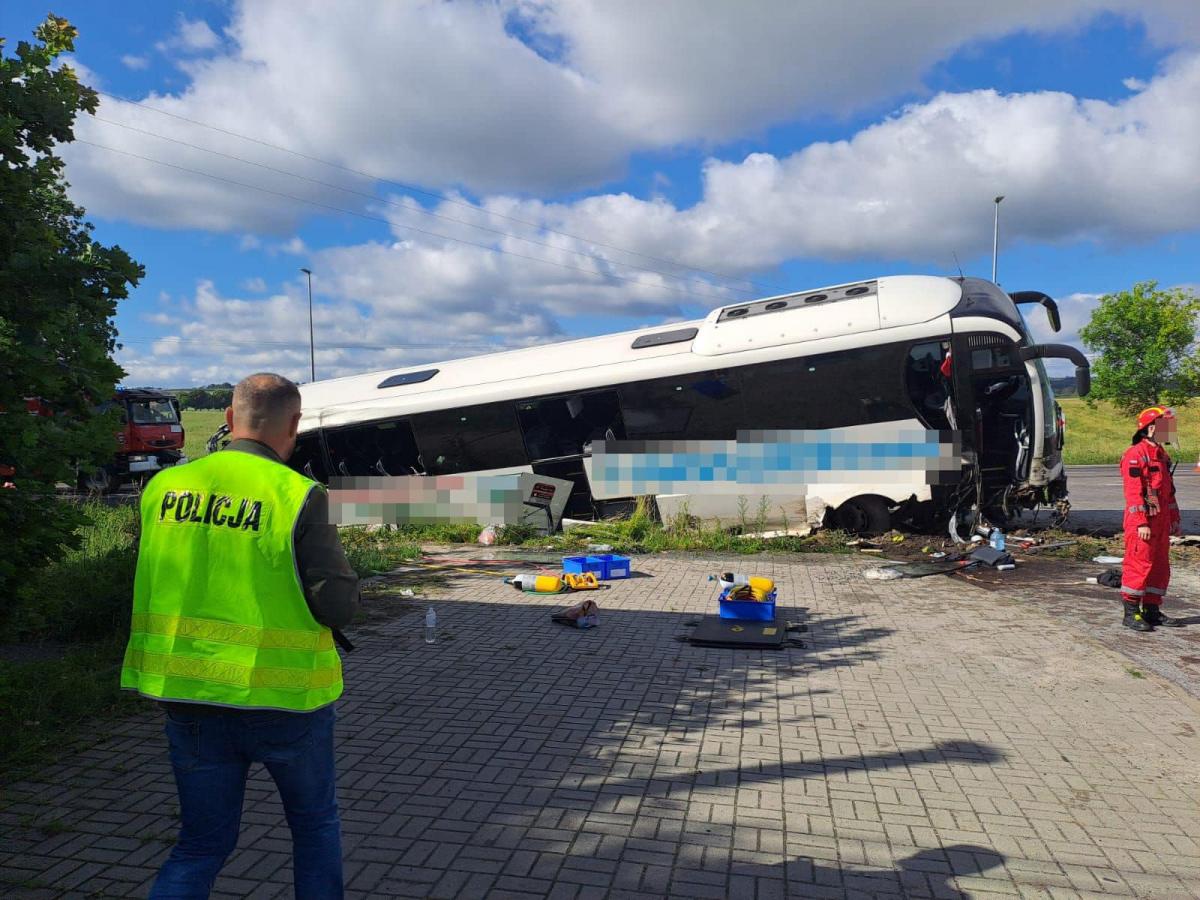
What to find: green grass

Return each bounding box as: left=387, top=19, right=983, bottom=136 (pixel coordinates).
left=0, top=503, right=142, bottom=779
left=339, top=528, right=423, bottom=576
left=0, top=638, right=136, bottom=778
left=1060, top=397, right=1200, bottom=465
left=180, top=408, right=226, bottom=461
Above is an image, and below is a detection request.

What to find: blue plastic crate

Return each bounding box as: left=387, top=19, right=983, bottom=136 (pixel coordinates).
left=718, top=587, right=778, bottom=622
left=562, top=553, right=631, bottom=580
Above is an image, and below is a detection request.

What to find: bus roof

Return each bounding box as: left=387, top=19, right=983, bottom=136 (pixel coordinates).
left=299, top=274, right=964, bottom=431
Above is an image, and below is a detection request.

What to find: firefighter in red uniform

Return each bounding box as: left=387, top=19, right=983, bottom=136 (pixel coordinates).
left=1119, top=407, right=1184, bottom=631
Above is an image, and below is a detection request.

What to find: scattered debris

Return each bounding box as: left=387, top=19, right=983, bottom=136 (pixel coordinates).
left=968, top=545, right=1014, bottom=568
left=863, top=558, right=977, bottom=580
left=1093, top=555, right=1123, bottom=565
left=864, top=567, right=904, bottom=581
left=477, top=524, right=499, bottom=546
left=551, top=598, right=599, bottom=629
left=1170, top=535, right=1200, bottom=546
left=1019, top=540, right=1077, bottom=553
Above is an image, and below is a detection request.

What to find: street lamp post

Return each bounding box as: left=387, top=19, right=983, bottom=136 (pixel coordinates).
left=300, top=267, right=315, bottom=382
left=992, top=195, right=1004, bottom=284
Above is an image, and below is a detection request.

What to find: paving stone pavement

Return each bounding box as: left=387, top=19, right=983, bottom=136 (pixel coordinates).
left=3, top=552, right=1200, bottom=899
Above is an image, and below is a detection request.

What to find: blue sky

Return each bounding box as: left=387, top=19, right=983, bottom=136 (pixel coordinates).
left=3, top=1, right=1199, bottom=384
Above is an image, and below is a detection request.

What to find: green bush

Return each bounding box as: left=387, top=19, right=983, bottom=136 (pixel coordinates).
left=5, top=502, right=138, bottom=642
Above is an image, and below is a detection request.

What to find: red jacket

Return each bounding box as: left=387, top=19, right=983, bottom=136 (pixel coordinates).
left=1120, top=439, right=1179, bottom=531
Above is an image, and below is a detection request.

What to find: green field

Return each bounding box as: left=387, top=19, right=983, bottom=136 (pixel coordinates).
left=1059, top=398, right=1200, bottom=466
left=180, top=408, right=226, bottom=461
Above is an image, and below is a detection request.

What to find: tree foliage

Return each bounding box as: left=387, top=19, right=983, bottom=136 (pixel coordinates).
left=1079, top=281, right=1200, bottom=414
left=0, top=16, right=143, bottom=597
left=175, top=384, right=234, bottom=410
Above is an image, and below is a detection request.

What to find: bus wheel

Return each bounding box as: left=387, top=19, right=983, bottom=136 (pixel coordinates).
left=834, top=496, right=891, bottom=536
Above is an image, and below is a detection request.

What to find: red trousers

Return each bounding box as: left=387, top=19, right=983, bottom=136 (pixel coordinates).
left=1122, top=518, right=1171, bottom=606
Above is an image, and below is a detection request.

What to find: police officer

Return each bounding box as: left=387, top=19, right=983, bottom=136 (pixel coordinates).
left=122, top=373, right=359, bottom=898
left=1119, top=406, right=1184, bottom=631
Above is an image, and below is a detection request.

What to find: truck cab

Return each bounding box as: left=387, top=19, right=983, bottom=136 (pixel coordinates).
left=77, top=388, right=188, bottom=492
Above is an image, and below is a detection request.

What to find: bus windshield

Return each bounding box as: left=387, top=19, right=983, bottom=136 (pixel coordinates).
left=1014, top=305, right=1058, bottom=442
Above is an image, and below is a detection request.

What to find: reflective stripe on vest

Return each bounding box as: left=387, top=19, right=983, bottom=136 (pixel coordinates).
left=130, top=613, right=335, bottom=652
left=122, top=450, right=342, bottom=712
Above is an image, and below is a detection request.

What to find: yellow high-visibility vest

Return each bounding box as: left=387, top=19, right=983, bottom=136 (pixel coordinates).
left=121, top=449, right=342, bottom=711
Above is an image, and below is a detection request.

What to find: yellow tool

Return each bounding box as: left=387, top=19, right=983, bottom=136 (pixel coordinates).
left=563, top=571, right=601, bottom=591
left=726, top=576, right=775, bottom=602
left=508, top=573, right=567, bottom=594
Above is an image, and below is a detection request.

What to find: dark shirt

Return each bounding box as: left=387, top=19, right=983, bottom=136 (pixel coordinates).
left=223, top=438, right=359, bottom=629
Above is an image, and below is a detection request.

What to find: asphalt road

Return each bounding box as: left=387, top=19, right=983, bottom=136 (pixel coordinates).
left=1062, top=462, right=1200, bottom=534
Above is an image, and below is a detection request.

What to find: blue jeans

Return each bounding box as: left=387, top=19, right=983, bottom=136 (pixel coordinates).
left=150, top=704, right=343, bottom=899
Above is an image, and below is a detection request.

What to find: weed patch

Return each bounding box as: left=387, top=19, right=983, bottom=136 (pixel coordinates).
left=4, top=502, right=138, bottom=643
left=0, top=637, right=136, bottom=779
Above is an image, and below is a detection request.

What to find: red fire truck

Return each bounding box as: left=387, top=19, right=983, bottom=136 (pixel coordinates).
left=2, top=388, right=187, bottom=493
left=75, top=387, right=187, bottom=492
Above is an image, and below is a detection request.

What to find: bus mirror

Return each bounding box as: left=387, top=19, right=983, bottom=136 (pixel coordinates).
left=1075, top=366, right=1090, bottom=397
left=1019, top=343, right=1090, bottom=397
left=1010, top=291, right=1061, bottom=333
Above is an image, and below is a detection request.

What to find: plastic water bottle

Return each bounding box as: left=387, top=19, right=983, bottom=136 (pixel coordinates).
left=424, top=607, right=436, bottom=645
left=990, top=529, right=1006, bottom=552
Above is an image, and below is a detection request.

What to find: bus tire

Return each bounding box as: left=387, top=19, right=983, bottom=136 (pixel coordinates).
left=834, top=495, right=891, bottom=536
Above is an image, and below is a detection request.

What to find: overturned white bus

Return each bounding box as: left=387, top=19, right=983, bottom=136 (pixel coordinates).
left=283, top=275, right=1089, bottom=535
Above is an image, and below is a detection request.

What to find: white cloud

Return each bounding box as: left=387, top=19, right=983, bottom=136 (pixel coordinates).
left=356, top=50, right=1200, bottom=280
left=119, top=278, right=568, bottom=386
left=156, top=17, right=221, bottom=54
left=241, top=276, right=268, bottom=292
left=276, top=237, right=307, bottom=256
left=515, top=0, right=1125, bottom=145
left=120, top=54, right=149, bottom=71
left=62, top=0, right=1200, bottom=232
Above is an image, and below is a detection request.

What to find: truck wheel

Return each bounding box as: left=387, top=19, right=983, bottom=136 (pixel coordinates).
left=78, top=465, right=117, bottom=495
left=834, top=495, right=891, bottom=536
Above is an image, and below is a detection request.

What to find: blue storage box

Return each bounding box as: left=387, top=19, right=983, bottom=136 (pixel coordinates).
left=562, top=553, right=631, bottom=580
left=718, top=587, right=777, bottom=621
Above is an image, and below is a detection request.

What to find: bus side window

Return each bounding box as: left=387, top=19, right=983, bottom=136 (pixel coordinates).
left=413, top=403, right=527, bottom=474
left=619, top=371, right=741, bottom=439
left=324, top=419, right=420, bottom=478
left=291, top=431, right=331, bottom=483
left=906, top=341, right=952, bottom=430
left=518, top=391, right=625, bottom=460
left=739, top=345, right=912, bottom=430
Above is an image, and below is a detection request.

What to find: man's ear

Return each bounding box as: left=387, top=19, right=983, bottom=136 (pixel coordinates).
left=288, top=410, right=301, bottom=438
left=224, top=406, right=235, bottom=431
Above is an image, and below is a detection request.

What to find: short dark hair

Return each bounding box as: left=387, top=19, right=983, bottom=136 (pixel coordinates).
left=232, top=373, right=301, bottom=431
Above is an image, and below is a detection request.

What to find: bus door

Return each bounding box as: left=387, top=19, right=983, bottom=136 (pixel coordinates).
left=517, top=390, right=625, bottom=519
left=952, top=333, right=1035, bottom=496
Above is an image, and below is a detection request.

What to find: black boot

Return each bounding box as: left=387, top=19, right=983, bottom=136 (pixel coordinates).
left=1143, top=603, right=1184, bottom=628
left=1123, top=601, right=1153, bottom=632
